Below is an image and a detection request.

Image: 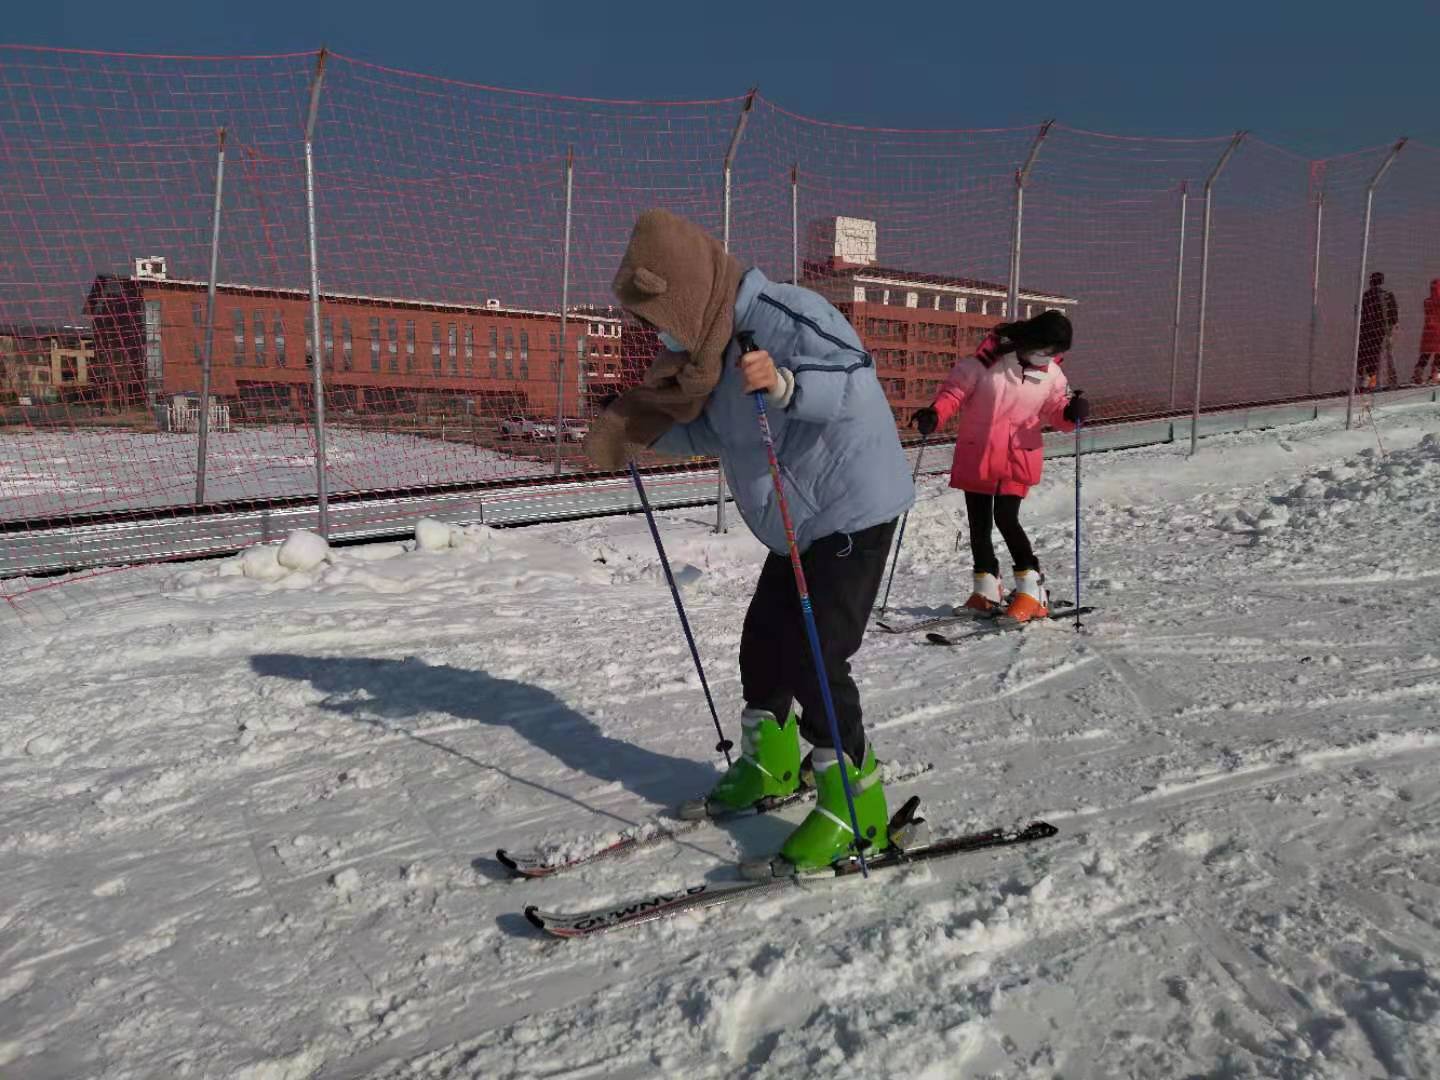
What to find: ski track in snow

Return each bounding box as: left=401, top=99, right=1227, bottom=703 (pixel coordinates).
left=2, top=406, right=1440, bottom=1077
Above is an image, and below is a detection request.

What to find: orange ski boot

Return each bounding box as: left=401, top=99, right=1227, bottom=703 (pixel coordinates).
left=1002, top=568, right=1050, bottom=624
left=961, top=572, right=1004, bottom=615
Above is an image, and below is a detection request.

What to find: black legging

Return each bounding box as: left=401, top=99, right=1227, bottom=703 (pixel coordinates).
left=964, top=491, right=1038, bottom=578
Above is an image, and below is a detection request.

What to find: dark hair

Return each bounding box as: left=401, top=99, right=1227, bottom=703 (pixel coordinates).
left=996, top=310, right=1072, bottom=354
left=1370, top=271, right=1385, bottom=287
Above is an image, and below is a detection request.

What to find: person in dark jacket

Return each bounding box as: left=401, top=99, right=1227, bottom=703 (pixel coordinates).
left=1358, top=272, right=1399, bottom=389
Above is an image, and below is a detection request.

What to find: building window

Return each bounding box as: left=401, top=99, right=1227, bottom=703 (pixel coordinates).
left=387, top=319, right=399, bottom=372
left=549, top=333, right=558, bottom=350
left=405, top=320, right=416, bottom=373
left=448, top=323, right=458, bottom=376
left=905, top=292, right=919, bottom=309
left=881, top=289, right=891, bottom=305
left=233, top=309, right=245, bottom=365
left=488, top=326, right=498, bottom=377
left=192, top=303, right=203, bottom=363
left=955, top=297, right=968, bottom=313
left=369, top=316, right=381, bottom=372
left=341, top=318, right=353, bottom=371
left=464, top=325, right=474, bottom=376
left=519, top=331, right=529, bottom=380
left=853, top=285, right=866, bottom=303
left=431, top=321, right=442, bottom=374
left=323, top=315, right=335, bottom=370
left=144, top=301, right=164, bottom=386
left=274, top=314, right=286, bottom=366
left=254, top=311, right=266, bottom=366
left=1000, top=302, right=1008, bottom=318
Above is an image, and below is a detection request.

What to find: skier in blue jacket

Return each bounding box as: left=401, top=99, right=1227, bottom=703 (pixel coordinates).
left=585, top=209, right=915, bottom=872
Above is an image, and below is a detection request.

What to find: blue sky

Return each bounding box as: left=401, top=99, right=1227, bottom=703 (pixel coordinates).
left=13, top=0, right=1439, bottom=155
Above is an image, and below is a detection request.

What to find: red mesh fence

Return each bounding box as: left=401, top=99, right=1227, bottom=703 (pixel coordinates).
left=1, top=44, right=1435, bottom=575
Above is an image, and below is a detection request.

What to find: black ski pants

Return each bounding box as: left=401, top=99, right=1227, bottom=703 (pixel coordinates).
left=964, top=491, right=1038, bottom=578
left=739, top=519, right=897, bottom=763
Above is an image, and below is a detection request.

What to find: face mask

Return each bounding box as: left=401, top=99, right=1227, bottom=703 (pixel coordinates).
left=657, top=330, right=686, bottom=353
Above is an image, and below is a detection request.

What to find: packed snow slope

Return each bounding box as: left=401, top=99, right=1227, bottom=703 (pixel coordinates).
left=0, top=426, right=548, bottom=522
left=3, top=403, right=1440, bottom=1079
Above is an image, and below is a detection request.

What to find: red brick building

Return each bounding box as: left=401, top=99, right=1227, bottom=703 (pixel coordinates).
left=86, top=260, right=625, bottom=421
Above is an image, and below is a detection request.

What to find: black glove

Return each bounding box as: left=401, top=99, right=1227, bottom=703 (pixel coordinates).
left=911, top=406, right=939, bottom=436
left=1063, top=395, right=1090, bottom=424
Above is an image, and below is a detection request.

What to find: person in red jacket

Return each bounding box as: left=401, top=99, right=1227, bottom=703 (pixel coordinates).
left=910, top=311, right=1086, bottom=623
left=1415, top=280, right=1440, bottom=385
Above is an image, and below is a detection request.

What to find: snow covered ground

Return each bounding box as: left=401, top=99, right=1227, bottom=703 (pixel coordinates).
left=3, top=402, right=1440, bottom=1079
left=0, top=426, right=548, bottom=521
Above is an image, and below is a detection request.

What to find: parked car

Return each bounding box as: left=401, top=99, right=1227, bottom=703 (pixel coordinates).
left=560, top=417, right=590, bottom=442
left=499, top=415, right=540, bottom=439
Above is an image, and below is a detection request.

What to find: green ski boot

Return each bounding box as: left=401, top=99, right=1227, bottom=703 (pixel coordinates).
left=684, top=709, right=802, bottom=819
left=775, top=745, right=889, bottom=873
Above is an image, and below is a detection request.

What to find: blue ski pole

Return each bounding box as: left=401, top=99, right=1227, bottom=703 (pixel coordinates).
left=738, top=331, right=869, bottom=876
left=877, top=434, right=929, bottom=621
left=1072, top=390, right=1084, bottom=633
left=628, top=461, right=733, bottom=767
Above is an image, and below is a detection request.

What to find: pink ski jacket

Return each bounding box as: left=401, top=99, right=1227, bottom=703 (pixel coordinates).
left=931, top=334, right=1075, bottom=498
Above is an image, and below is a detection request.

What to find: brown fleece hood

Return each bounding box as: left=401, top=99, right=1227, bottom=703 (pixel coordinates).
left=583, top=209, right=745, bottom=470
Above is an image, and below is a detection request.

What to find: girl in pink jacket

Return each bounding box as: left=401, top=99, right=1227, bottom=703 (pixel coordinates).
left=911, top=311, right=1087, bottom=623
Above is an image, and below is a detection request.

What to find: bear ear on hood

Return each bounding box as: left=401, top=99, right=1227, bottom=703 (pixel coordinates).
left=631, top=267, right=668, bottom=296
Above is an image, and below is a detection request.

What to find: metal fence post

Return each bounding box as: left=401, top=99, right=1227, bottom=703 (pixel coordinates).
left=1188, top=131, right=1246, bottom=456
left=791, top=162, right=799, bottom=284
left=1345, top=137, right=1407, bottom=429
left=715, top=88, right=755, bottom=534
left=1307, top=165, right=1325, bottom=398
left=1166, top=181, right=1188, bottom=411
left=303, top=48, right=330, bottom=535
left=195, top=127, right=226, bottom=505
left=554, top=147, right=574, bottom=475
left=1007, top=120, right=1053, bottom=323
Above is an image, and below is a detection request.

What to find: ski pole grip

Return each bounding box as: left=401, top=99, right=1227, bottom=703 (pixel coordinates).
left=738, top=331, right=765, bottom=395
left=738, top=331, right=768, bottom=411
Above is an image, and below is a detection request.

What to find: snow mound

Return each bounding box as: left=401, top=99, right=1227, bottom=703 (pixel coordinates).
left=277, top=529, right=330, bottom=571
left=239, top=544, right=289, bottom=582
left=414, top=517, right=463, bottom=551
left=1218, top=435, right=1440, bottom=537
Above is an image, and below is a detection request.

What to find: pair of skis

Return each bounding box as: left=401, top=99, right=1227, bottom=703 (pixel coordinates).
left=875, top=602, right=1095, bottom=642
left=523, top=818, right=1060, bottom=938
left=499, top=780, right=1059, bottom=938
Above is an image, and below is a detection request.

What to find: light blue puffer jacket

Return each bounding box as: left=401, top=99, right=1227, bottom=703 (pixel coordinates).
left=652, top=268, right=914, bottom=555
